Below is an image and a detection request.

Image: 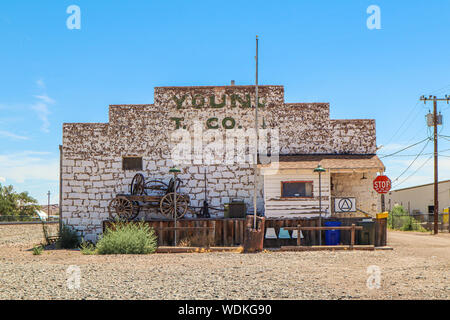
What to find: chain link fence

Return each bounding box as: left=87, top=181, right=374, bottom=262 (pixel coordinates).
left=0, top=215, right=59, bottom=223
left=388, top=212, right=448, bottom=232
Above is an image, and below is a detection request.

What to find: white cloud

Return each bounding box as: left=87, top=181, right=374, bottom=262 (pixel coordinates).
left=378, top=143, right=408, bottom=153
left=31, top=94, right=55, bottom=133
left=0, top=151, right=58, bottom=183
left=36, top=79, right=45, bottom=89
left=0, top=177, right=5, bottom=183
left=34, top=94, right=55, bottom=104
left=0, top=130, right=29, bottom=140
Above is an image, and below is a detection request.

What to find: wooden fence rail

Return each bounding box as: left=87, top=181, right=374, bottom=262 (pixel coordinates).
left=284, top=224, right=363, bottom=247
left=103, top=217, right=387, bottom=247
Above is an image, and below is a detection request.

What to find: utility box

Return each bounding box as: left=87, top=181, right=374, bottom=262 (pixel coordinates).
left=427, top=113, right=443, bottom=126
left=357, top=220, right=375, bottom=245
left=225, top=198, right=247, bottom=218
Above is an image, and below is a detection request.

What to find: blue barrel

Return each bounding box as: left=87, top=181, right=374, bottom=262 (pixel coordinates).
left=325, top=221, right=342, bottom=245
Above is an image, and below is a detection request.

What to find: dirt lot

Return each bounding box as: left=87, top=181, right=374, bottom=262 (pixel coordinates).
left=0, top=224, right=448, bottom=300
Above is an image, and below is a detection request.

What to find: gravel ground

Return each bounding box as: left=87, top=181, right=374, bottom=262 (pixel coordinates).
left=0, top=223, right=58, bottom=247
left=0, top=225, right=449, bottom=300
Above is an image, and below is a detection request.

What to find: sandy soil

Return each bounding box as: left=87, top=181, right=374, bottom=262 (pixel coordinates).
left=0, top=225, right=448, bottom=300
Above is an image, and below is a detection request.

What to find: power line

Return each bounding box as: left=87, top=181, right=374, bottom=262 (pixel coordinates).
left=383, top=101, right=423, bottom=146
left=391, top=138, right=430, bottom=183
left=381, top=84, right=449, bottom=146
left=392, top=156, right=433, bottom=189
left=378, top=137, right=430, bottom=158
left=379, top=147, right=450, bottom=157
left=430, top=83, right=450, bottom=95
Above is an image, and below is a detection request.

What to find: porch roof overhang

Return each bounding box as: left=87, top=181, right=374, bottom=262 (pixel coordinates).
left=258, top=154, right=385, bottom=173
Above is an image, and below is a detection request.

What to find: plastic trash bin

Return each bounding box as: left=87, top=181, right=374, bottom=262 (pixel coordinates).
left=325, top=221, right=341, bottom=245
left=357, top=220, right=375, bottom=245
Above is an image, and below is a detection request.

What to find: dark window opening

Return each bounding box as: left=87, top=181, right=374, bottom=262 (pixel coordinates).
left=428, top=205, right=434, bottom=214
left=281, top=181, right=313, bottom=198
left=122, top=157, right=143, bottom=171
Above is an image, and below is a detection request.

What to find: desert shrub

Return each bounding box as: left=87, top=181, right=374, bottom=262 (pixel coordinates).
left=32, top=245, right=44, bottom=255
left=388, top=205, right=427, bottom=232
left=178, top=237, right=191, bottom=247
left=96, top=221, right=157, bottom=254
left=79, top=240, right=96, bottom=255
left=178, top=233, right=214, bottom=247
left=400, top=216, right=427, bottom=232
left=57, top=224, right=80, bottom=249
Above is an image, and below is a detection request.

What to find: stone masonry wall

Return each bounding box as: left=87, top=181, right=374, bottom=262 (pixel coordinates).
left=331, top=171, right=380, bottom=217
left=62, top=85, right=377, bottom=241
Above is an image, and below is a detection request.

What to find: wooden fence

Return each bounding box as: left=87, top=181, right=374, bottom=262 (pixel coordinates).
left=264, top=217, right=387, bottom=247
left=103, top=216, right=387, bottom=247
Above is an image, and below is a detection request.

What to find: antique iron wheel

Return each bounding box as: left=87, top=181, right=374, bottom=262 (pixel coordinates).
left=108, top=196, right=140, bottom=221
left=130, top=173, right=146, bottom=195
left=159, top=192, right=189, bottom=219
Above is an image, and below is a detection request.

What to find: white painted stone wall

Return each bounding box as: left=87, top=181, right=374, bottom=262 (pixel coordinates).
left=331, top=171, right=380, bottom=217
left=62, top=85, right=377, bottom=241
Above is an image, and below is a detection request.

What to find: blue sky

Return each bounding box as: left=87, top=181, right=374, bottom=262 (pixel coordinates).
left=1, top=0, right=450, bottom=204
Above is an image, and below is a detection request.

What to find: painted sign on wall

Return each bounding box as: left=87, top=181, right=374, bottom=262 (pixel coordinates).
left=334, top=197, right=357, bottom=213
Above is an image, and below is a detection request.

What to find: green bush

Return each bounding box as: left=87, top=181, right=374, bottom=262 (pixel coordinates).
left=79, top=239, right=96, bottom=255
left=400, top=216, right=427, bottom=232
left=388, top=205, right=427, bottom=232
left=32, top=245, right=44, bottom=255
left=96, top=221, right=157, bottom=255
left=57, top=224, right=80, bottom=249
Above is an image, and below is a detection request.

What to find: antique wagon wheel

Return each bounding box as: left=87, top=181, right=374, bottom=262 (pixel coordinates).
left=159, top=193, right=189, bottom=219
left=130, top=173, right=146, bottom=195
left=108, top=196, right=140, bottom=221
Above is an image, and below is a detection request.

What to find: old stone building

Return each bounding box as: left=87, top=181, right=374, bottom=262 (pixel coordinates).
left=61, top=84, right=384, bottom=240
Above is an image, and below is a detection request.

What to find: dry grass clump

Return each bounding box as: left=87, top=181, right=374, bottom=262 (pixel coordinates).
left=177, top=232, right=215, bottom=247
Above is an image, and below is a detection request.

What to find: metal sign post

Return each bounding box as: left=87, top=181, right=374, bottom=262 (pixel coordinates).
left=47, top=190, right=51, bottom=219
left=314, top=164, right=326, bottom=245
left=253, top=35, right=259, bottom=230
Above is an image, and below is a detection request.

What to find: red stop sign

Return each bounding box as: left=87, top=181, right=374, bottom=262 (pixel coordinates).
left=373, top=175, right=392, bottom=194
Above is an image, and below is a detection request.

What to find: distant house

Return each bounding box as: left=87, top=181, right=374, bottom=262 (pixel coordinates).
left=35, top=209, right=48, bottom=221
left=385, top=180, right=450, bottom=214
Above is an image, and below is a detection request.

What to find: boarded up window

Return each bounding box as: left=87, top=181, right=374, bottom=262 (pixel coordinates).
left=122, top=157, right=142, bottom=171
left=281, top=181, right=313, bottom=198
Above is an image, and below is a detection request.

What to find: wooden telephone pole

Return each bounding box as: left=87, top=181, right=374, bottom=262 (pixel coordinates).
left=420, top=95, right=447, bottom=234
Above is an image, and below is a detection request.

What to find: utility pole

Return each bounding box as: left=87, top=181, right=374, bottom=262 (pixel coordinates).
left=420, top=95, right=448, bottom=234
left=47, top=190, right=51, bottom=219
left=253, top=35, right=259, bottom=230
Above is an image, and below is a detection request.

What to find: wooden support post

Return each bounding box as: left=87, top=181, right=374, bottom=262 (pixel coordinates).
left=210, top=221, right=216, bottom=247
left=351, top=224, right=355, bottom=247
left=297, top=223, right=302, bottom=246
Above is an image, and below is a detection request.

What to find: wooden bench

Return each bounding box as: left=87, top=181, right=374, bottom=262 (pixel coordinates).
left=283, top=223, right=363, bottom=248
